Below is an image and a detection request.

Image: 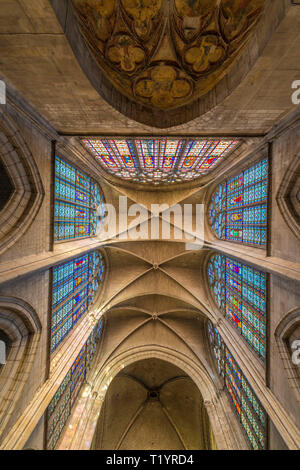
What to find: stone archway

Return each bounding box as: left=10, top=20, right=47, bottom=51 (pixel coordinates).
left=0, top=113, right=44, bottom=255
left=276, top=154, right=300, bottom=239
left=92, top=357, right=216, bottom=450
left=58, top=345, right=246, bottom=450
left=275, top=308, right=300, bottom=402
left=0, top=296, right=42, bottom=443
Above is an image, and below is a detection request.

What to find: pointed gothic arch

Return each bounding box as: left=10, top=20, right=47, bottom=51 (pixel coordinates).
left=0, top=297, right=42, bottom=443
left=57, top=346, right=247, bottom=450
left=275, top=308, right=300, bottom=402
left=0, top=112, right=44, bottom=255
left=276, top=154, right=300, bottom=238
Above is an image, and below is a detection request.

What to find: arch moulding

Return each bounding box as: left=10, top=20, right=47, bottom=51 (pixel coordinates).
left=58, top=345, right=248, bottom=451
left=0, top=111, right=44, bottom=255
left=0, top=296, right=42, bottom=443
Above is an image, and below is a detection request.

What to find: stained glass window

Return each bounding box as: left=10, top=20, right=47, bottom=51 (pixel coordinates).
left=54, top=156, right=105, bottom=242
left=47, top=319, right=103, bottom=450
left=209, top=159, right=268, bottom=247
left=208, top=253, right=266, bottom=360
left=208, top=322, right=267, bottom=450
left=51, top=251, right=105, bottom=353
left=82, top=138, right=240, bottom=184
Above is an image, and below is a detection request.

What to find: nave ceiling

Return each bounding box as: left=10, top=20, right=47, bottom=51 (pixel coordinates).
left=0, top=0, right=299, bottom=453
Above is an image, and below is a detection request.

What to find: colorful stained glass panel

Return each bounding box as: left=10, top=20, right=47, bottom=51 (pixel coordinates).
left=51, top=252, right=105, bottom=353
left=81, top=138, right=240, bottom=184
left=47, top=320, right=103, bottom=450
left=54, top=157, right=105, bottom=242
left=207, top=321, right=267, bottom=450
left=209, top=159, right=268, bottom=247
left=208, top=254, right=266, bottom=360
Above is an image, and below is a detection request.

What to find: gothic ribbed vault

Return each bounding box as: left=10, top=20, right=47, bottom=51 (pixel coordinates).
left=0, top=0, right=299, bottom=454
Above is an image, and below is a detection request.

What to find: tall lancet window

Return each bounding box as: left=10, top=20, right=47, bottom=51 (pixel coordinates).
left=54, top=156, right=105, bottom=242
left=50, top=252, right=105, bottom=353
left=47, top=319, right=104, bottom=450
left=209, top=159, right=268, bottom=247
left=208, top=254, right=266, bottom=360
left=208, top=322, right=267, bottom=450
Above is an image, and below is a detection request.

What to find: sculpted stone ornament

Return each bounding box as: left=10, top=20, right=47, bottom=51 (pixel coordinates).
left=60, top=0, right=267, bottom=126
left=107, top=34, right=145, bottom=73
left=135, top=65, right=192, bottom=108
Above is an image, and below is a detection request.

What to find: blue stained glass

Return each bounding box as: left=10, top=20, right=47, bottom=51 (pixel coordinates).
left=209, top=159, right=268, bottom=247
left=208, top=254, right=266, bottom=360
left=207, top=322, right=267, bottom=450
left=82, top=138, right=240, bottom=184
left=51, top=252, right=105, bottom=353
left=54, top=156, right=105, bottom=242
left=47, top=319, right=103, bottom=450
